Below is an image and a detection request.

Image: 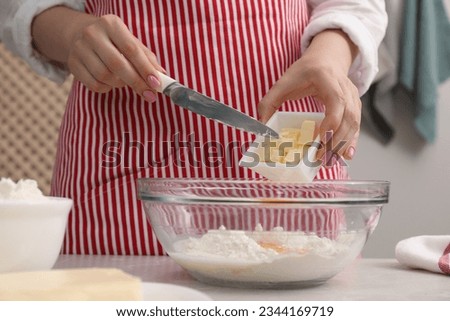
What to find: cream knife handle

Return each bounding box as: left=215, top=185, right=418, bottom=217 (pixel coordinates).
left=156, top=71, right=177, bottom=93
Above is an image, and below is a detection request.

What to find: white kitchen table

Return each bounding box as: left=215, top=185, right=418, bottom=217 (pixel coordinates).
left=54, top=255, right=450, bottom=301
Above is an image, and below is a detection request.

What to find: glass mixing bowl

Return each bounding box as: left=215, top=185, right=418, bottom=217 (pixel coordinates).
left=138, top=178, right=389, bottom=289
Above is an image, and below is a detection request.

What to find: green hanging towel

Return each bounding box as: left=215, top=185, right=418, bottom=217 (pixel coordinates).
left=400, top=0, right=450, bottom=142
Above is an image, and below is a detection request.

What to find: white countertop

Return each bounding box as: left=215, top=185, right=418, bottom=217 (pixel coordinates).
left=54, top=255, right=450, bottom=301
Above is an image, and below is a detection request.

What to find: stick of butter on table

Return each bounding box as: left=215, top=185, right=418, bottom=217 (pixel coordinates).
left=0, top=268, right=142, bottom=301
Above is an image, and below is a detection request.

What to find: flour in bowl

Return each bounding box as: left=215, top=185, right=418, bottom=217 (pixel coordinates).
left=0, top=178, right=45, bottom=200
left=170, top=224, right=366, bottom=284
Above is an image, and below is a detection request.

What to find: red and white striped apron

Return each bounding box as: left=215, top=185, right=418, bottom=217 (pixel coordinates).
left=51, top=0, right=347, bottom=255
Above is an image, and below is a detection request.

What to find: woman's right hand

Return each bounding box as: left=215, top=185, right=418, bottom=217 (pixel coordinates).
left=32, top=7, right=164, bottom=102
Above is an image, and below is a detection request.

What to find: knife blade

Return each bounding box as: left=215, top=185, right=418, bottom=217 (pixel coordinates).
left=155, top=72, right=279, bottom=138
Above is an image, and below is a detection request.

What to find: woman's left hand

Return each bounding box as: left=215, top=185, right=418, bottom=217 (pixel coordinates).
left=258, top=30, right=361, bottom=164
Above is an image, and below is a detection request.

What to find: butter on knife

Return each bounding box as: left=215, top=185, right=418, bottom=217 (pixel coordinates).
left=0, top=268, right=142, bottom=301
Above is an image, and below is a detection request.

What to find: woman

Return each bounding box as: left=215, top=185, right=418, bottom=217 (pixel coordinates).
left=0, top=0, right=387, bottom=255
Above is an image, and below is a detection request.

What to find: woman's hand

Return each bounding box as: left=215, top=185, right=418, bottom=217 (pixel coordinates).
left=32, top=6, right=164, bottom=102
left=258, top=30, right=361, bottom=162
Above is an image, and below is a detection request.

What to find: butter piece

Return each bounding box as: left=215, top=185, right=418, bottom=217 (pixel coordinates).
left=298, top=120, right=316, bottom=145
left=284, top=148, right=303, bottom=164
left=0, top=268, right=142, bottom=301
left=280, top=128, right=301, bottom=142
left=259, top=121, right=316, bottom=164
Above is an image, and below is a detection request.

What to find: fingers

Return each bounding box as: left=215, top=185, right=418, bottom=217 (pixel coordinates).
left=258, top=66, right=312, bottom=123
left=142, top=44, right=167, bottom=74
left=67, top=14, right=164, bottom=102
left=312, top=72, right=360, bottom=163
left=314, top=73, right=346, bottom=161
left=87, top=32, right=150, bottom=94
left=69, top=40, right=125, bottom=89
left=101, top=16, right=161, bottom=92
left=344, top=132, right=359, bottom=160
left=258, top=81, right=288, bottom=123
left=342, top=88, right=362, bottom=160
left=336, top=83, right=361, bottom=161
left=68, top=57, right=112, bottom=93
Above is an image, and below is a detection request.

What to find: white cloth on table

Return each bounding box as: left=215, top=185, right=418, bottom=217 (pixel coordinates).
left=395, top=235, right=450, bottom=275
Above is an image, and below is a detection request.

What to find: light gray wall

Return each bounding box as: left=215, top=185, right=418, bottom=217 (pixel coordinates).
left=351, top=80, right=450, bottom=258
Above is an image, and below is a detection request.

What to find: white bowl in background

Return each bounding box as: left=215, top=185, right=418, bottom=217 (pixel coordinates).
left=0, top=197, right=72, bottom=273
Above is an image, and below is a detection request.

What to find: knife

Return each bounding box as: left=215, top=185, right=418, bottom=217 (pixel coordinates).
left=155, top=72, right=279, bottom=138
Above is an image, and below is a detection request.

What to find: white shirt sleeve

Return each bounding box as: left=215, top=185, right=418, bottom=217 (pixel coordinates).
left=0, top=0, right=85, bottom=83
left=303, top=0, right=388, bottom=96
